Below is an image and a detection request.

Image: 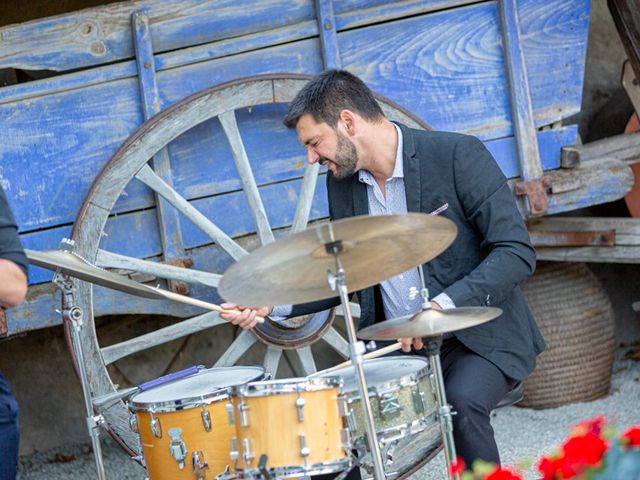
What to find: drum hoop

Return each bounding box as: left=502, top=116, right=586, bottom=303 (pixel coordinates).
left=129, top=390, right=231, bottom=412
left=129, top=366, right=266, bottom=411
left=236, top=458, right=352, bottom=478
left=341, top=364, right=431, bottom=400
left=237, top=376, right=342, bottom=397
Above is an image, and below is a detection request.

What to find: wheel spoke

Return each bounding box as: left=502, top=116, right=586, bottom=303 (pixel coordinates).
left=321, top=326, right=350, bottom=359
left=219, top=110, right=275, bottom=245
left=290, top=163, right=320, bottom=233
left=100, top=311, right=224, bottom=365
left=213, top=329, right=257, bottom=367
left=335, top=301, right=361, bottom=319
left=136, top=164, right=247, bottom=260
left=96, top=249, right=221, bottom=287
left=295, top=346, right=317, bottom=375
left=263, top=346, right=283, bottom=377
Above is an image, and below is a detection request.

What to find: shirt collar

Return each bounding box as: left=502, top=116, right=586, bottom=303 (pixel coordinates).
left=358, top=123, right=404, bottom=185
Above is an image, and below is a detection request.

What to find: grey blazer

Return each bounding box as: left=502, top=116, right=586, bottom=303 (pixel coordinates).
left=292, top=123, right=545, bottom=381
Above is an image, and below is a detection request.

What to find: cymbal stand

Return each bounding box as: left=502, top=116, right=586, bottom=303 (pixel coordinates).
left=416, top=274, right=459, bottom=480
left=325, top=240, right=385, bottom=479
left=53, top=266, right=107, bottom=480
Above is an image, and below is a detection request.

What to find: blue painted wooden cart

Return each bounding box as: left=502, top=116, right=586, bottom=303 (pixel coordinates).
left=0, top=0, right=632, bottom=456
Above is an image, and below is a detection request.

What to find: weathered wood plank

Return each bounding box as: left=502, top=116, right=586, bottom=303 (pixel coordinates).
left=498, top=0, right=542, bottom=182
left=315, top=0, right=341, bottom=69
left=510, top=157, right=634, bottom=216
left=536, top=246, right=640, bottom=264
left=219, top=110, right=275, bottom=245
left=561, top=132, right=640, bottom=166
left=96, top=249, right=221, bottom=287
left=263, top=346, right=283, bottom=377
left=321, top=325, right=350, bottom=359
left=0, top=0, right=315, bottom=72
left=213, top=329, right=257, bottom=367
left=528, top=217, right=640, bottom=246
left=133, top=10, right=188, bottom=285
left=100, top=311, right=224, bottom=365
left=136, top=164, right=248, bottom=261
left=296, top=346, right=318, bottom=375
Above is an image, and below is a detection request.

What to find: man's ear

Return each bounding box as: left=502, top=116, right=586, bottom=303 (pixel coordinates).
left=339, top=110, right=356, bottom=135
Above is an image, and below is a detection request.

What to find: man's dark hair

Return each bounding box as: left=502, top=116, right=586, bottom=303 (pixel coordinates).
left=283, top=70, right=385, bottom=129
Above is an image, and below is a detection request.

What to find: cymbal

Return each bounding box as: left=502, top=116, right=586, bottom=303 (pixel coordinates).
left=357, top=306, right=503, bottom=340
left=25, top=249, right=165, bottom=299
left=218, top=213, right=457, bottom=306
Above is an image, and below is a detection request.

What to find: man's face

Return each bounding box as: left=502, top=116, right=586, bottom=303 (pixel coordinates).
left=296, top=114, right=358, bottom=180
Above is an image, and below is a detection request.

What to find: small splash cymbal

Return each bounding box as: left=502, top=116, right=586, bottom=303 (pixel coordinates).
left=357, top=306, right=503, bottom=340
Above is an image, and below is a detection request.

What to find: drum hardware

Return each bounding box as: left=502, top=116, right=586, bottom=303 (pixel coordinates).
left=230, top=437, right=239, bottom=462
left=257, top=454, right=271, bottom=479
left=49, top=239, right=108, bottom=480
left=149, top=410, right=163, bottom=438
left=226, top=402, right=236, bottom=425
left=242, top=438, right=255, bottom=464
left=168, top=427, right=188, bottom=469
left=192, top=450, right=209, bottom=479
left=238, top=402, right=251, bottom=427
left=129, top=414, right=139, bottom=433
left=201, top=406, right=212, bottom=431
left=296, top=394, right=306, bottom=422
left=299, top=434, right=311, bottom=458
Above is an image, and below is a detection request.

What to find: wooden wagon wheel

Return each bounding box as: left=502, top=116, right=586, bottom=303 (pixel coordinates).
left=64, top=74, right=430, bottom=454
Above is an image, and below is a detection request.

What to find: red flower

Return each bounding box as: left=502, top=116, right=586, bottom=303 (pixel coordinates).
left=537, top=455, right=560, bottom=480
left=562, top=432, right=608, bottom=467
left=449, top=457, right=466, bottom=476
left=573, top=416, right=606, bottom=436
left=621, top=425, right=640, bottom=448
left=484, top=465, right=524, bottom=480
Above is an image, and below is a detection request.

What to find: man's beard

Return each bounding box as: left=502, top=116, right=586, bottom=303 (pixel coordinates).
left=328, top=133, right=358, bottom=180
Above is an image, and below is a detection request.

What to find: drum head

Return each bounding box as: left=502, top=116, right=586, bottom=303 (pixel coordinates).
left=318, top=356, right=428, bottom=392
left=130, top=366, right=265, bottom=409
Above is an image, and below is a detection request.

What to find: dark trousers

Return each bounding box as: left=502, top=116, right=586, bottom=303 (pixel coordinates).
left=0, top=372, right=19, bottom=480
left=439, top=336, right=516, bottom=466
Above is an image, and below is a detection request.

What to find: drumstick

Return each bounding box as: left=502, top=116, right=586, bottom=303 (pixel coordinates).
left=315, top=341, right=403, bottom=375
left=152, top=288, right=265, bottom=323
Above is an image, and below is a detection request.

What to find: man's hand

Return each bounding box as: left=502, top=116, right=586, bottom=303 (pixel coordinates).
left=399, top=300, right=442, bottom=353
left=220, top=303, right=272, bottom=330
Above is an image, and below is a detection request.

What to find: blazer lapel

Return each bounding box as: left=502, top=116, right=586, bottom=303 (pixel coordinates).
left=398, top=123, right=421, bottom=213
left=352, top=174, right=368, bottom=216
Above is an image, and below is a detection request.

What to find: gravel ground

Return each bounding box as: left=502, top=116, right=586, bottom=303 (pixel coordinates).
left=17, top=350, right=640, bottom=480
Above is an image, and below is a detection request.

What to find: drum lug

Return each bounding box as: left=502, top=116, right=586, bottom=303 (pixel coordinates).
left=429, top=373, right=437, bottom=395
left=379, top=392, right=401, bottom=421
left=296, top=395, right=306, bottom=422
left=337, top=396, right=349, bottom=417
left=340, top=428, right=351, bottom=450
left=201, top=406, right=212, bottom=432
left=168, top=427, right=188, bottom=470
left=346, top=409, right=358, bottom=432
left=242, top=438, right=255, bottom=465
left=230, top=437, right=239, bottom=462
left=149, top=411, right=162, bottom=438
left=226, top=402, right=236, bottom=426
left=412, top=388, right=426, bottom=415
left=128, top=414, right=138, bottom=433
left=192, top=450, right=209, bottom=480
left=239, top=402, right=251, bottom=427
left=299, top=433, right=311, bottom=459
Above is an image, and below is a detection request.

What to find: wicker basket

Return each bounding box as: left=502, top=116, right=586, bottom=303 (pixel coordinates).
left=519, top=262, right=615, bottom=409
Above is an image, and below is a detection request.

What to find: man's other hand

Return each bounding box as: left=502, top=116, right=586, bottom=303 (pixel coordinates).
left=220, top=303, right=272, bottom=330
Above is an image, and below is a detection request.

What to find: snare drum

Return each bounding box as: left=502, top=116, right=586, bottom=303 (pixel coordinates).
left=129, top=366, right=265, bottom=480
left=231, top=377, right=351, bottom=478
left=317, top=357, right=441, bottom=478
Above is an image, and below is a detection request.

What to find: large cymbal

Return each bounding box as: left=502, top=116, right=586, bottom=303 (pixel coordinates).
left=25, top=249, right=165, bottom=299
left=357, top=306, right=503, bottom=340
left=218, top=213, right=457, bottom=306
